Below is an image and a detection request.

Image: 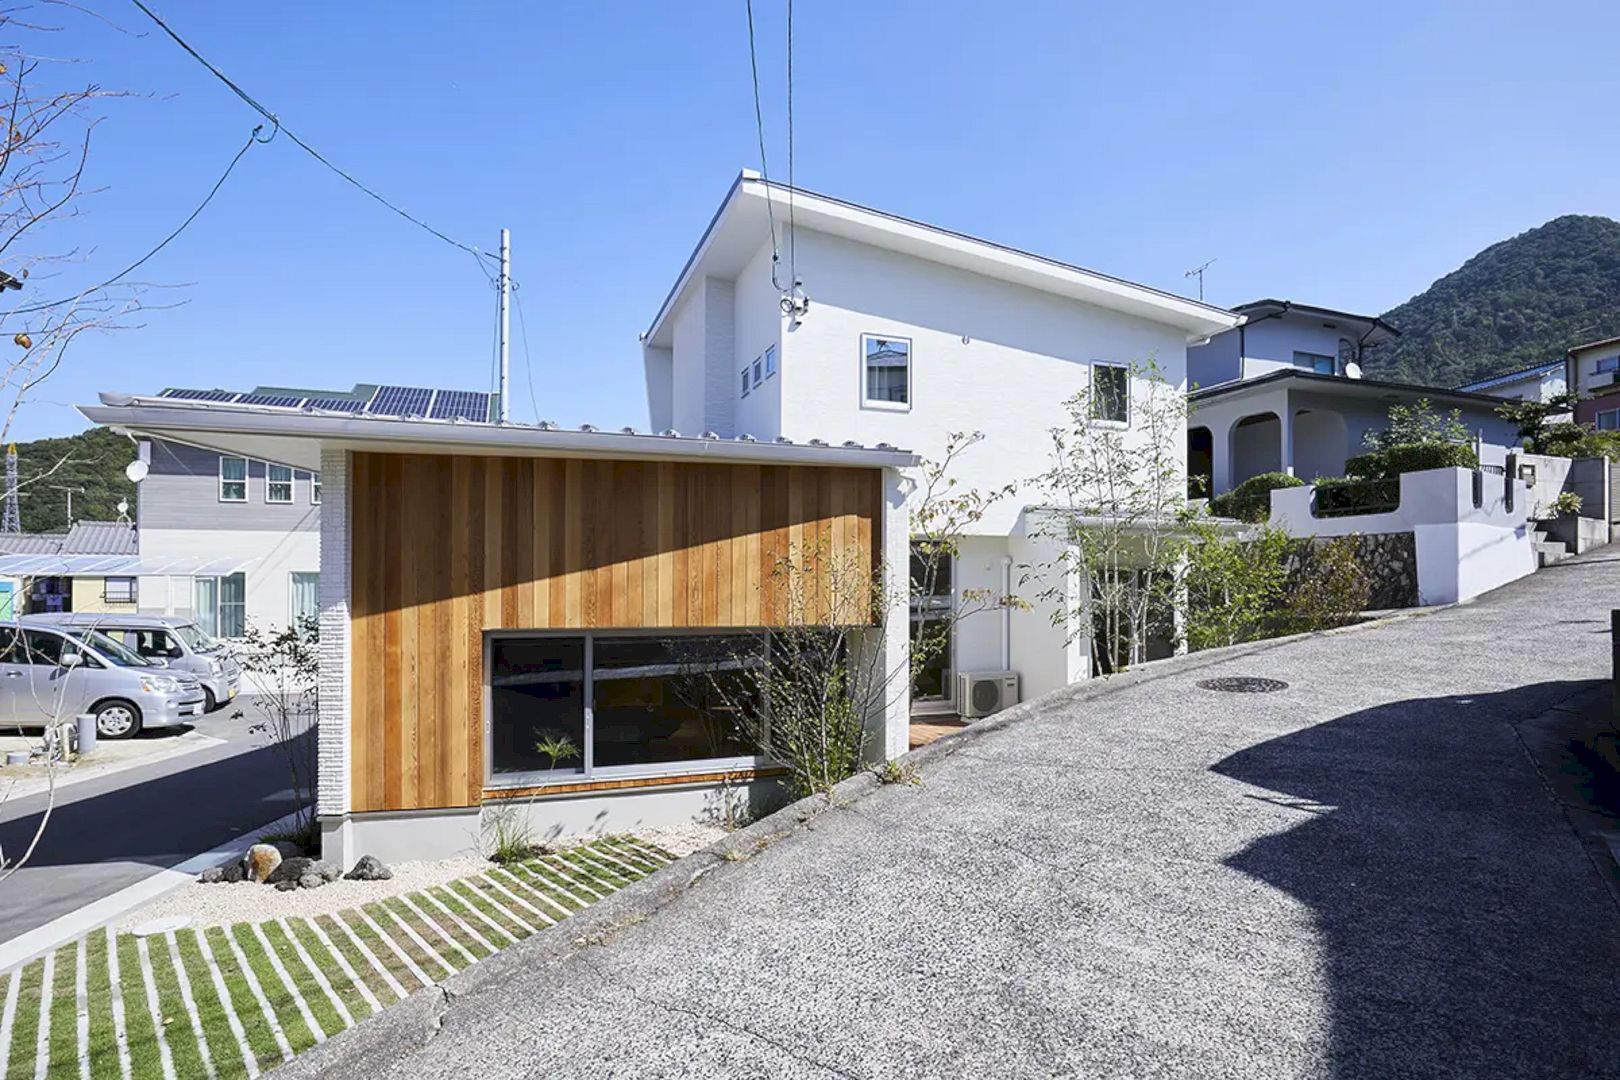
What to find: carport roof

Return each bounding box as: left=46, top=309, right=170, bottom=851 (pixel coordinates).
left=0, top=553, right=255, bottom=577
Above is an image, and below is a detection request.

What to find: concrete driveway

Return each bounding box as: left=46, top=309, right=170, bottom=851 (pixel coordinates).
left=298, top=552, right=1620, bottom=1079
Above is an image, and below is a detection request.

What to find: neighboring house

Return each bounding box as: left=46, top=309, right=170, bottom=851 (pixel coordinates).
left=134, top=432, right=321, bottom=638
left=1457, top=359, right=1568, bottom=405
left=1186, top=301, right=1519, bottom=494
left=80, top=389, right=913, bottom=867
left=641, top=171, right=1239, bottom=703
left=1566, top=335, right=1620, bottom=429
left=0, top=520, right=140, bottom=617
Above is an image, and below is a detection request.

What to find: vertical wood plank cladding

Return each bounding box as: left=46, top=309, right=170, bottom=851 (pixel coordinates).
left=348, top=452, right=882, bottom=814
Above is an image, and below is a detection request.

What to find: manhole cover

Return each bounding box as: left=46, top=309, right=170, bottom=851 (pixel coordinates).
left=1196, top=676, right=1289, bottom=693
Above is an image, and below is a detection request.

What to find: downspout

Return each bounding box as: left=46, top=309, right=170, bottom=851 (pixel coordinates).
left=1000, top=555, right=1013, bottom=671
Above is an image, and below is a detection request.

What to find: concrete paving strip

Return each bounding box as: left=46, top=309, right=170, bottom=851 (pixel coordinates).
left=0, top=808, right=302, bottom=974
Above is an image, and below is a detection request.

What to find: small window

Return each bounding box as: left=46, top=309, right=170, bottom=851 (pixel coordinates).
left=311, top=474, right=322, bottom=504
left=103, top=577, right=136, bottom=604
left=740, top=367, right=750, bottom=398
left=1091, top=363, right=1130, bottom=424
left=752, top=358, right=763, bottom=387
left=266, top=463, right=293, bottom=503
left=764, top=345, right=777, bottom=378
left=1596, top=356, right=1620, bottom=375
left=1294, top=351, right=1336, bottom=375
left=862, top=334, right=911, bottom=409
left=1598, top=409, right=1620, bottom=431
left=219, top=456, right=247, bottom=502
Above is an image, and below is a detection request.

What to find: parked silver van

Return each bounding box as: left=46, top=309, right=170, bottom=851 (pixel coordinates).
left=23, top=613, right=241, bottom=712
left=0, top=621, right=207, bottom=738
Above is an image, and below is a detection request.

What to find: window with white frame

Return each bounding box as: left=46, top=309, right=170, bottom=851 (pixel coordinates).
left=311, top=473, right=322, bottom=504
left=289, top=571, right=319, bottom=630
left=1090, top=363, right=1130, bottom=424
left=194, top=572, right=246, bottom=638
left=102, top=577, right=136, bottom=604
left=488, top=631, right=764, bottom=782
left=266, top=463, right=293, bottom=503
left=764, top=345, right=777, bottom=378
left=219, top=456, right=247, bottom=502
left=861, top=334, right=911, bottom=408
left=1598, top=409, right=1620, bottom=431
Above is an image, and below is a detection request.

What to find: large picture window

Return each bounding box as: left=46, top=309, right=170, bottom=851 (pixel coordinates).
left=488, top=632, right=764, bottom=783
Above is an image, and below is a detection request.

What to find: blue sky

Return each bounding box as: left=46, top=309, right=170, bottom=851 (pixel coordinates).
left=13, top=0, right=1620, bottom=440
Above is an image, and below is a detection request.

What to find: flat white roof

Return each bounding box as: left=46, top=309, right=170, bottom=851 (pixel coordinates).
left=642, top=173, right=1241, bottom=349
left=79, top=393, right=919, bottom=474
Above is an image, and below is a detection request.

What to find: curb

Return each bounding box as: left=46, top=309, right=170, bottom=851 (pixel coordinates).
left=273, top=608, right=1430, bottom=1078
left=0, top=807, right=303, bottom=974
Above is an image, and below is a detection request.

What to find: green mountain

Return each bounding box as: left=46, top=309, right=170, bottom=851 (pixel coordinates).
left=11, top=426, right=138, bottom=533
left=1363, top=214, right=1620, bottom=389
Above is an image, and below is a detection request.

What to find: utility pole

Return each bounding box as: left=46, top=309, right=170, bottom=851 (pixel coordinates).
left=498, top=227, right=511, bottom=424
left=50, top=485, right=84, bottom=527
left=1, top=444, right=19, bottom=534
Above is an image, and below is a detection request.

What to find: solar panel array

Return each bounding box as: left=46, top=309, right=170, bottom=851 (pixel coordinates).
left=156, top=384, right=497, bottom=423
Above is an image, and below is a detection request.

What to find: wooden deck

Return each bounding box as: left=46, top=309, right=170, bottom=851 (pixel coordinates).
left=909, top=717, right=968, bottom=750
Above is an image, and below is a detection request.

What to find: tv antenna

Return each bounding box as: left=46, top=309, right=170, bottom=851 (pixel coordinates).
left=50, top=484, right=85, bottom=526
left=1184, top=258, right=1216, bottom=301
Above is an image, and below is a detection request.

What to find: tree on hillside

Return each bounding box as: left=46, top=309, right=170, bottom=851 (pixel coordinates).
left=1365, top=215, right=1620, bottom=388
left=14, top=427, right=137, bottom=531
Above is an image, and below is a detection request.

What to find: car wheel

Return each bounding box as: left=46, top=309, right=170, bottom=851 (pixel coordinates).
left=94, top=701, right=142, bottom=740
left=202, top=688, right=217, bottom=713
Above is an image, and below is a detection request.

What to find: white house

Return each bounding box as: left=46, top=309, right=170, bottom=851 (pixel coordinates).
left=1458, top=359, right=1567, bottom=405
left=1186, top=300, right=1520, bottom=494
left=642, top=171, right=1239, bottom=707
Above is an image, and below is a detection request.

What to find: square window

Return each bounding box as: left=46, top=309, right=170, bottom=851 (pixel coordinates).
left=266, top=463, right=293, bottom=503
left=764, top=345, right=777, bottom=378
left=103, top=577, right=136, bottom=604
left=862, top=334, right=911, bottom=409
left=1091, top=363, right=1130, bottom=424
left=490, top=636, right=587, bottom=778
left=1599, top=410, right=1620, bottom=431
left=219, top=456, right=247, bottom=502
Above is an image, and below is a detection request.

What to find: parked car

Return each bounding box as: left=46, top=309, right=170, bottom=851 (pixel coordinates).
left=0, top=621, right=207, bottom=738
left=23, top=613, right=241, bottom=712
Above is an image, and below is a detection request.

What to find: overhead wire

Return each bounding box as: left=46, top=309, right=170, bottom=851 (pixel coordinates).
left=785, top=0, right=796, bottom=290
left=744, top=0, right=785, bottom=293
left=514, top=287, right=540, bottom=427
left=129, top=0, right=501, bottom=280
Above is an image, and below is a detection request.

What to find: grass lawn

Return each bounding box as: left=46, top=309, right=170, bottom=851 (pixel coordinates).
left=0, top=836, right=674, bottom=1078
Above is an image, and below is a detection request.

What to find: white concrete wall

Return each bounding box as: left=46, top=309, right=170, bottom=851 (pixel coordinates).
left=1008, top=525, right=1086, bottom=699
left=1270, top=467, right=1534, bottom=605
left=669, top=284, right=708, bottom=436
left=777, top=227, right=1191, bottom=536
left=137, top=527, right=319, bottom=633
left=732, top=243, right=784, bottom=440
left=1241, top=315, right=1354, bottom=370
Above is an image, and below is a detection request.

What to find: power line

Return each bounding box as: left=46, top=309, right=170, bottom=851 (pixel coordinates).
left=744, top=0, right=784, bottom=293
left=514, top=288, right=539, bottom=426
left=6, top=124, right=266, bottom=316
left=785, top=0, right=796, bottom=288
left=129, top=0, right=499, bottom=277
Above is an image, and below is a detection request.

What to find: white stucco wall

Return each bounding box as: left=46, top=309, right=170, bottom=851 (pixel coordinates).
left=137, top=527, right=320, bottom=632
left=732, top=243, right=784, bottom=440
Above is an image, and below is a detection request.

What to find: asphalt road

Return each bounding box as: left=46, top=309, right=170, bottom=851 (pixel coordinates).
left=313, top=550, right=1620, bottom=1079
left=0, top=696, right=307, bottom=944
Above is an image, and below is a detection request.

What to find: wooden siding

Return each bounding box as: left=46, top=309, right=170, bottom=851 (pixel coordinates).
left=348, top=452, right=884, bottom=814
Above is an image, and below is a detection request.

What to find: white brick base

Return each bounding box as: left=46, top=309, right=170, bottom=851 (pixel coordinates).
left=316, top=448, right=351, bottom=818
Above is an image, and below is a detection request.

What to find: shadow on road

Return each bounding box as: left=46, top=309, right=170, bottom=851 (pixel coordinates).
left=0, top=727, right=312, bottom=871
left=1213, top=679, right=1620, bottom=1078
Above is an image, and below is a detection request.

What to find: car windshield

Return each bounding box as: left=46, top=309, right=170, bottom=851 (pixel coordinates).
left=173, top=623, right=221, bottom=652
left=66, top=629, right=153, bottom=668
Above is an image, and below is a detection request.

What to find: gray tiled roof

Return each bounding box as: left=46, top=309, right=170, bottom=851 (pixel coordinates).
left=0, top=520, right=136, bottom=557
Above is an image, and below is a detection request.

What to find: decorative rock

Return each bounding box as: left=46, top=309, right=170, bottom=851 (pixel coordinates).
left=265, top=856, right=316, bottom=886
left=298, top=871, right=325, bottom=890
left=244, top=843, right=283, bottom=883
left=311, top=860, right=342, bottom=884
left=197, top=867, right=226, bottom=884
left=269, top=840, right=303, bottom=860
left=273, top=879, right=300, bottom=892
left=220, top=864, right=246, bottom=884
left=344, top=854, right=392, bottom=881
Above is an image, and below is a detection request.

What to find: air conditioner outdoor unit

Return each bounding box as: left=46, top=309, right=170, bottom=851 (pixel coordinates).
left=958, top=671, right=1019, bottom=719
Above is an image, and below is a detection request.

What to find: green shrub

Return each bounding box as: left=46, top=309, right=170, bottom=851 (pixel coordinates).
left=1312, top=475, right=1400, bottom=517
left=1534, top=422, right=1620, bottom=459
left=1345, top=442, right=1478, bottom=480
left=1210, top=471, right=1305, bottom=523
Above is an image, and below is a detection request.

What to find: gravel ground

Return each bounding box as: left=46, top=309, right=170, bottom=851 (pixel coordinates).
left=118, top=824, right=726, bottom=931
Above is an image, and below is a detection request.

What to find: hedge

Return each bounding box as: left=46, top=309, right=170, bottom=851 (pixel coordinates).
left=1344, top=442, right=1478, bottom=480
left=1210, top=471, right=1305, bottom=523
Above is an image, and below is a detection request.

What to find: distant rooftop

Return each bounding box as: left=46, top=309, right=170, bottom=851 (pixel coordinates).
left=159, top=383, right=498, bottom=423
left=1230, top=299, right=1401, bottom=347
left=0, top=520, right=136, bottom=557
left=1456, top=360, right=1565, bottom=393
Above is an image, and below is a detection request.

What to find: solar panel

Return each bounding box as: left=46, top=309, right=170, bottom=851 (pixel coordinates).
left=160, top=388, right=239, bottom=402
left=303, top=397, right=367, bottom=413
left=234, top=393, right=307, bottom=408
left=429, top=390, right=494, bottom=421
left=367, top=385, right=434, bottom=417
